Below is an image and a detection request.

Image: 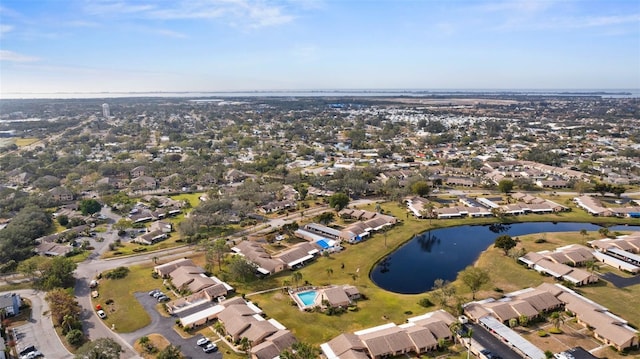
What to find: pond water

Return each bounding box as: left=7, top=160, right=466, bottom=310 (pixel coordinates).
left=370, top=222, right=640, bottom=294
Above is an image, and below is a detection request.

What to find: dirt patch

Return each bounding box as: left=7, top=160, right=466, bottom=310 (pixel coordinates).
left=134, top=333, right=171, bottom=359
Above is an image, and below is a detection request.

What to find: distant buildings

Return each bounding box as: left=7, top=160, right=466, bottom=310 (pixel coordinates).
left=102, top=103, right=110, bottom=118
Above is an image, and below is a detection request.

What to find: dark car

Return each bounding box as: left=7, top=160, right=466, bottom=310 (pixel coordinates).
left=19, top=346, right=36, bottom=356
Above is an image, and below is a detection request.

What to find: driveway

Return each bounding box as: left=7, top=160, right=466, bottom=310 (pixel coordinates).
left=3, top=289, right=72, bottom=359
left=600, top=272, right=640, bottom=288
left=120, top=292, right=223, bottom=359
left=467, top=323, right=522, bottom=359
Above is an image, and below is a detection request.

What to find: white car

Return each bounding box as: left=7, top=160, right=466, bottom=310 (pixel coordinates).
left=203, top=343, right=217, bottom=353
left=196, top=337, right=210, bottom=346
left=21, top=351, right=43, bottom=359
left=97, top=309, right=107, bottom=319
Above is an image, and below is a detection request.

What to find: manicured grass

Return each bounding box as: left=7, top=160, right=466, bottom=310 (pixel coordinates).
left=15, top=138, right=39, bottom=147
left=472, top=230, right=640, bottom=329
left=93, top=265, right=167, bottom=333
left=236, top=201, right=640, bottom=348
left=101, top=235, right=188, bottom=259
left=101, top=198, right=640, bottom=351
left=170, top=192, right=203, bottom=207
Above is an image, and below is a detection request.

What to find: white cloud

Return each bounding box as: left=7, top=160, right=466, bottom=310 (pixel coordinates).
left=84, top=1, right=156, bottom=15
left=551, top=14, right=640, bottom=29
left=83, top=0, right=296, bottom=28
left=0, top=50, right=39, bottom=62
left=152, top=29, right=188, bottom=39
left=0, top=24, right=13, bottom=34
left=65, top=20, right=100, bottom=28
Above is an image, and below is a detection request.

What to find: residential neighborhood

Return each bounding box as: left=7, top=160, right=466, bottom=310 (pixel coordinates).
left=0, top=94, right=639, bottom=359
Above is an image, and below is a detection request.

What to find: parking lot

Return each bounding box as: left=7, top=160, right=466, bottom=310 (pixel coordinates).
left=121, top=292, right=224, bottom=359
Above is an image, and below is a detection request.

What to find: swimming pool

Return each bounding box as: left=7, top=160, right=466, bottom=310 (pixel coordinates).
left=296, top=290, right=317, bottom=306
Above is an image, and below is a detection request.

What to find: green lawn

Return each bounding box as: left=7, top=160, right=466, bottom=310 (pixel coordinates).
left=170, top=192, right=203, bottom=207
left=96, top=199, right=640, bottom=350
left=101, top=234, right=188, bottom=259
left=94, top=265, right=168, bottom=333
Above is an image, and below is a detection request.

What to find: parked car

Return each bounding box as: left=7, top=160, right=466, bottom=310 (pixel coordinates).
left=152, top=291, right=165, bottom=298
left=196, top=337, right=210, bottom=346
left=97, top=309, right=107, bottom=319
left=18, top=346, right=36, bottom=357
left=149, top=289, right=160, bottom=296
left=21, top=350, right=43, bottom=359
left=157, top=295, right=170, bottom=302
left=203, top=343, right=218, bottom=353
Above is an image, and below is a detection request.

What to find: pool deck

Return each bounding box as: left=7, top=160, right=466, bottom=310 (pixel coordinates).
left=289, top=286, right=319, bottom=310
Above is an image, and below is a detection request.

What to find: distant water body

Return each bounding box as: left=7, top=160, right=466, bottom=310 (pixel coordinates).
left=2, top=89, right=639, bottom=99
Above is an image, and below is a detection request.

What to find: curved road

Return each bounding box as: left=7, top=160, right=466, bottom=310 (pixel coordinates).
left=73, top=199, right=376, bottom=358
left=1, top=289, right=72, bottom=359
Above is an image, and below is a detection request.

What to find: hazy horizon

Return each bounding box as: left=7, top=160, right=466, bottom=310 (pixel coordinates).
left=1, top=0, right=639, bottom=95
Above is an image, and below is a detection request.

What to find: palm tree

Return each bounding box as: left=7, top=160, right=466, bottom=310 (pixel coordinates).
left=281, top=279, right=291, bottom=292
left=61, top=314, right=76, bottom=334
left=550, top=311, right=565, bottom=331
left=598, top=227, right=610, bottom=238
left=239, top=337, right=251, bottom=356
left=585, top=259, right=600, bottom=274
left=213, top=320, right=225, bottom=335
left=463, top=328, right=474, bottom=359
left=326, top=268, right=333, bottom=278
left=448, top=321, right=462, bottom=343
left=292, top=272, right=303, bottom=288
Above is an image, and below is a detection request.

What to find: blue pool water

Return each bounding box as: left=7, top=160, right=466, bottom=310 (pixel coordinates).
left=296, top=290, right=317, bottom=306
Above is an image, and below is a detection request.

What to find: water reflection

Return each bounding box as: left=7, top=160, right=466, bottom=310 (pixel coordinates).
left=371, top=222, right=640, bottom=294
left=488, top=223, right=511, bottom=233
left=418, top=231, right=439, bottom=252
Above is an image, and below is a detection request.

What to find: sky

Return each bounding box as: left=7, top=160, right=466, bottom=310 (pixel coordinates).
left=0, top=0, right=639, bottom=95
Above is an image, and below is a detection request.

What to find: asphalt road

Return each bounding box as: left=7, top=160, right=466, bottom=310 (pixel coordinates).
left=467, top=323, right=522, bottom=359
left=4, top=289, right=72, bottom=359
left=120, top=293, right=223, bottom=359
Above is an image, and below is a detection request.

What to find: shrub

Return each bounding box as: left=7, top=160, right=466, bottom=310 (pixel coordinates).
left=418, top=297, right=433, bottom=308
left=549, top=327, right=563, bottom=334
left=66, top=329, right=84, bottom=347
left=104, top=266, right=130, bottom=279
left=537, top=330, right=548, bottom=337
left=535, top=238, right=547, bottom=243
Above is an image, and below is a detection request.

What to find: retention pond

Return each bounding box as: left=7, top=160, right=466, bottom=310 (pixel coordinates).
left=370, top=222, right=640, bottom=294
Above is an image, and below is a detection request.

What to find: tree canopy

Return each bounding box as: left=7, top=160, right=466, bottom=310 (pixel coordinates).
left=79, top=199, right=102, bottom=215
left=494, top=235, right=517, bottom=255
left=498, top=179, right=514, bottom=194
left=410, top=180, right=431, bottom=197
left=0, top=205, right=52, bottom=266
left=75, top=338, right=122, bottom=359
left=458, top=267, right=490, bottom=300
left=328, top=192, right=350, bottom=211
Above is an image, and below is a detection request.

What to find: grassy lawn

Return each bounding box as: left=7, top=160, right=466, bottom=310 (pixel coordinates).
left=170, top=192, right=203, bottom=207
left=236, top=201, right=640, bottom=349
left=101, top=234, right=188, bottom=259
left=92, top=265, right=168, bottom=333
left=98, top=198, right=640, bottom=354
left=0, top=282, right=32, bottom=292
left=15, top=138, right=40, bottom=147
